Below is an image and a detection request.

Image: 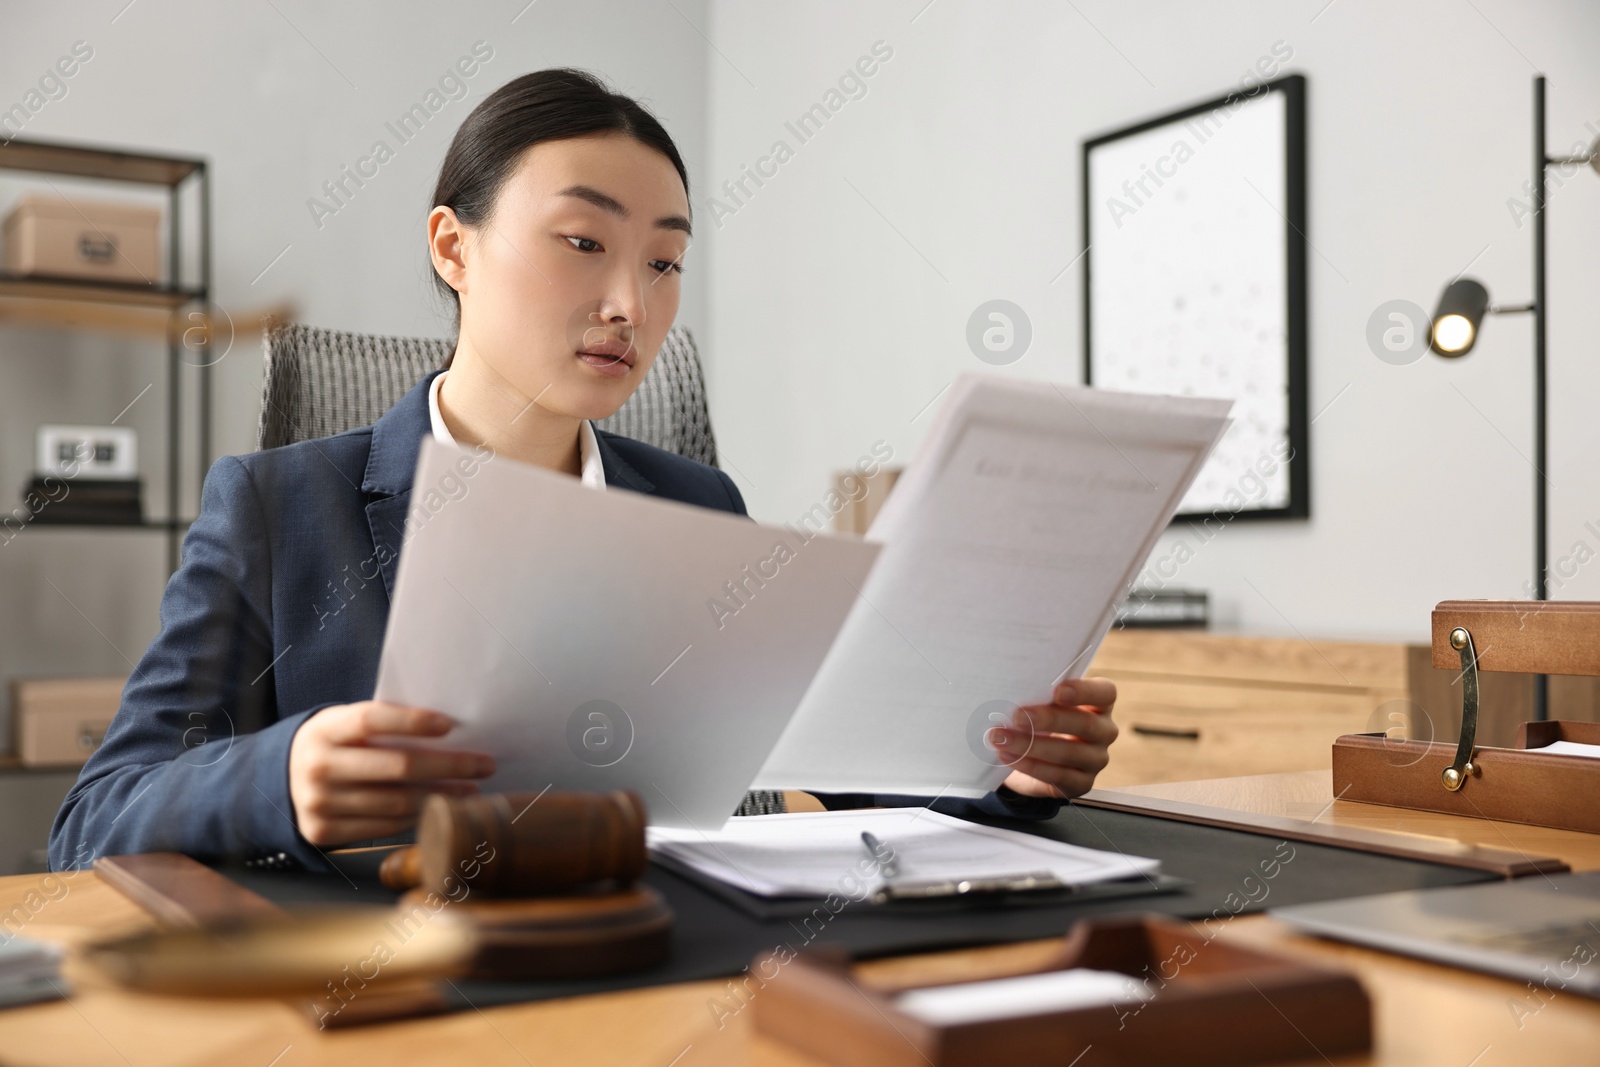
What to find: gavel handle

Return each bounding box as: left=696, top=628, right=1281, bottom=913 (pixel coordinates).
left=379, top=846, right=422, bottom=891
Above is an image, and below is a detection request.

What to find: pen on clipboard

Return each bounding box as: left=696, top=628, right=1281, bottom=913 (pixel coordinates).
left=860, top=831, right=899, bottom=878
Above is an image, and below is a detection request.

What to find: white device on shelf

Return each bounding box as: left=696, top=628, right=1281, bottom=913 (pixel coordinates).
left=35, top=425, right=138, bottom=479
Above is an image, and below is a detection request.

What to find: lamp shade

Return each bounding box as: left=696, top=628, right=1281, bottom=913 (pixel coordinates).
left=1430, top=278, right=1490, bottom=357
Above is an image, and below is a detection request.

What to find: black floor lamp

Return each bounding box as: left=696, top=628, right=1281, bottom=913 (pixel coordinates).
left=1427, top=75, right=1599, bottom=720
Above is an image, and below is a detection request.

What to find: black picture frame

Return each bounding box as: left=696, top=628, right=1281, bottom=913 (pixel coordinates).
left=1082, top=73, right=1309, bottom=523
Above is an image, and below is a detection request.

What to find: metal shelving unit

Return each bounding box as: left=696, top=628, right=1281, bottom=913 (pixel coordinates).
left=0, top=135, right=212, bottom=573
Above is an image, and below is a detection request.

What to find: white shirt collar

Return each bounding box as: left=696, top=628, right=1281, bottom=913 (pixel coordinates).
left=427, top=370, right=606, bottom=491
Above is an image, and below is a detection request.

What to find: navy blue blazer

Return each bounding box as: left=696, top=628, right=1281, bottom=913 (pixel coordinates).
left=50, top=370, right=1054, bottom=873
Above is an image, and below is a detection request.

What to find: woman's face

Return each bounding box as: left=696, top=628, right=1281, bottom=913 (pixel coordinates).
left=431, top=132, right=690, bottom=421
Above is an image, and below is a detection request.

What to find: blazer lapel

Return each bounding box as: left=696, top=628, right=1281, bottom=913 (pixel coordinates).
left=361, top=370, right=440, bottom=601
left=364, top=495, right=412, bottom=602
left=360, top=382, right=659, bottom=602
left=593, top=428, right=656, bottom=493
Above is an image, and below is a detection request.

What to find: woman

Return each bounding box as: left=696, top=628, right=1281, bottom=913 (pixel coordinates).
left=48, top=69, right=1117, bottom=873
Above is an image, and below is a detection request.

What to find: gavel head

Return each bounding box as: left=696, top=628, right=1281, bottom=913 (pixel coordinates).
left=412, top=789, right=648, bottom=899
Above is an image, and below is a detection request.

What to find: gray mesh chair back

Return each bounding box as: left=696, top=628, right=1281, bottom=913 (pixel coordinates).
left=255, top=320, right=784, bottom=818
left=258, top=320, right=720, bottom=461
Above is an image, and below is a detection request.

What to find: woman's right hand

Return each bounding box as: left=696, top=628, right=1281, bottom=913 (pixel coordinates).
left=287, top=701, right=496, bottom=846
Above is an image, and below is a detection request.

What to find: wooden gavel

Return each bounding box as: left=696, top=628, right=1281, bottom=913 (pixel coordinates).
left=379, top=789, right=648, bottom=897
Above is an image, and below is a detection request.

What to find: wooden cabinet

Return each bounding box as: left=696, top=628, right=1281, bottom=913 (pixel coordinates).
left=1085, top=630, right=1411, bottom=788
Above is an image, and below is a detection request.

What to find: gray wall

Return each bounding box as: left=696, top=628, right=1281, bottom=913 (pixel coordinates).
left=700, top=0, right=1600, bottom=642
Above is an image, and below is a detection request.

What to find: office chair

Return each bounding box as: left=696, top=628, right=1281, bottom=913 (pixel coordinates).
left=257, top=320, right=720, bottom=462
left=256, top=320, right=785, bottom=817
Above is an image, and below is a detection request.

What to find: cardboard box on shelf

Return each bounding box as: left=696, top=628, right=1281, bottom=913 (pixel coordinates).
left=2, top=195, right=161, bottom=285
left=11, top=677, right=124, bottom=767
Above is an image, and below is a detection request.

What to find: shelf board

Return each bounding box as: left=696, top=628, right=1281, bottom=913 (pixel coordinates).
left=0, top=293, right=292, bottom=343
left=0, top=755, right=85, bottom=774
left=0, top=137, right=203, bottom=186
left=22, top=518, right=191, bottom=532
left=0, top=272, right=202, bottom=309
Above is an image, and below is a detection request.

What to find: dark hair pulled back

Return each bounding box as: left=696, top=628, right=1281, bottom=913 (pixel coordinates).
left=429, top=68, right=689, bottom=368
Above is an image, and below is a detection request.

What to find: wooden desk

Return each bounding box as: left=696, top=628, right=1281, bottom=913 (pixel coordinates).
left=2, top=775, right=1597, bottom=1066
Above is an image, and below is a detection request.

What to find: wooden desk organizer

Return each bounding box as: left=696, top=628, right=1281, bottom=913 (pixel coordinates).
left=751, top=916, right=1371, bottom=1067
left=1333, top=600, right=1600, bottom=834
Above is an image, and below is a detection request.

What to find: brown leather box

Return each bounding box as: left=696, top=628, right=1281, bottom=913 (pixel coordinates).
left=12, top=677, right=123, bottom=766
left=2, top=194, right=161, bottom=284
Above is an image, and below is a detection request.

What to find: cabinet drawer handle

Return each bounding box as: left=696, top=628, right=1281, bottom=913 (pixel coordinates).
left=1131, top=724, right=1201, bottom=740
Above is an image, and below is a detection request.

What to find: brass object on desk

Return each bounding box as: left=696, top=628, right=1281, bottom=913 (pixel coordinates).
left=75, top=907, right=476, bottom=998
left=86, top=853, right=461, bottom=1023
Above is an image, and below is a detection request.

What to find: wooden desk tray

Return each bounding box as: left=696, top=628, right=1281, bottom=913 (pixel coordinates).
left=1333, top=723, right=1600, bottom=836
left=751, top=915, right=1371, bottom=1067
left=1334, top=601, right=1600, bottom=837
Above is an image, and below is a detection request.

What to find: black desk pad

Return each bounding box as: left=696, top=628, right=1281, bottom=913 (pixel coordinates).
left=228, top=805, right=1499, bottom=1012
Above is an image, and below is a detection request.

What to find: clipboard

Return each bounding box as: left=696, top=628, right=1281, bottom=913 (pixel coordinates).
left=649, top=851, right=1187, bottom=920
left=1332, top=600, right=1600, bottom=834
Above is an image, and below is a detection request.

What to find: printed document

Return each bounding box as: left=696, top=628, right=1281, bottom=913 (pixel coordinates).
left=753, top=374, right=1231, bottom=795
left=372, top=439, right=881, bottom=829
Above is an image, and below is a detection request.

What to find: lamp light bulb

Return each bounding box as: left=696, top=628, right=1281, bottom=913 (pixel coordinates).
left=1432, top=314, right=1475, bottom=355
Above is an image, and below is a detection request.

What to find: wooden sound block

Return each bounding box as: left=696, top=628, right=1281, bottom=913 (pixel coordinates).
left=398, top=884, right=674, bottom=981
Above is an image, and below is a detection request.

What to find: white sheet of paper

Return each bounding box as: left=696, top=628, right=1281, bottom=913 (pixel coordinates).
left=753, top=374, right=1231, bottom=795
left=372, top=439, right=881, bottom=830
left=1533, top=741, right=1600, bottom=760
left=647, top=807, right=1159, bottom=897
left=894, top=968, right=1153, bottom=1026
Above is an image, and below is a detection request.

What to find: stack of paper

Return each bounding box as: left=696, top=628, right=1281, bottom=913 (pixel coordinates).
left=1533, top=741, right=1600, bottom=759
left=647, top=807, right=1159, bottom=898
left=0, top=937, right=64, bottom=1009
left=894, top=968, right=1153, bottom=1025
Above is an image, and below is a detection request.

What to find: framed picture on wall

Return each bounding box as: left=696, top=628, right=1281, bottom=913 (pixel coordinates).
left=1083, top=73, right=1308, bottom=521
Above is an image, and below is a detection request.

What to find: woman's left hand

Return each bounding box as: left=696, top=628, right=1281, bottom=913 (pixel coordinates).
left=992, top=677, right=1119, bottom=800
